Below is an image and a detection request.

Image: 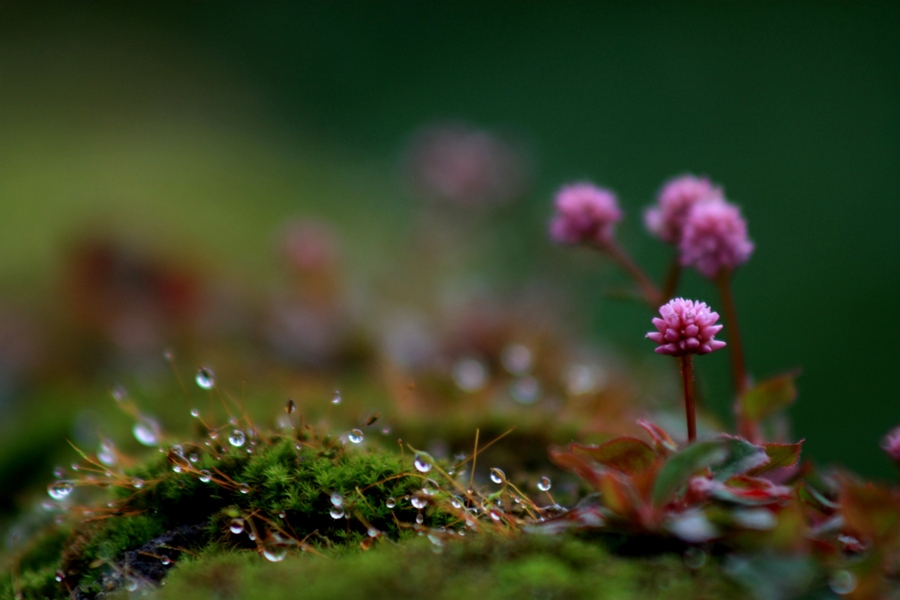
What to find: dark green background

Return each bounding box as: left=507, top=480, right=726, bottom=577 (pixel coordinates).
left=1, top=2, right=898, bottom=477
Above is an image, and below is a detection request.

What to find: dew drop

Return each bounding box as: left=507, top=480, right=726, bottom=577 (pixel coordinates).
left=489, top=508, right=503, bottom=522
left=195, top=367, right=215, bottom=389
left=161, top=556, right=171, bottom=566
left=97, top=440, right=116, bottom=466
left=411, top=496, right=427, bottom=509
left=452, top=357, right=488, bottom=392
left=413, top=453, right=433, bottom=473
left=229, top=430, right=246, bottom=448
left=329, top=506, right=345, bottom=519
left=229, top=518, right=244, bottom=534
left=172, top=465, right=183, bottom=473
left=537, top=476, right=552, bottom=492
left=47, top=481, right=74, bottom=501
left=386, top=497, right=397, bottom=509
left=248, top=531, right=256, bottom=541
left=422, top=479, right=439, bottom=496
left=126, top=578, right=139, bottom=592
left=189, top=453, right=199, bottom=463
left=829, top=570, right=857, bottom=595
left=416, top=512, right=424, bottom=524
left=111, top=384, right=127, bottom=402
left=450, top=497, right=463, bottom=509
left=131, top=478, right=144, bottom=489
left=348, top=429, right=364, bottom=444
left=509, top=376, right=541, bottom=405
left=171, top=444, right=185, bottom=458
left=489, top=468, right=506, bottom=484
left=683, top=547, right=706, bottom=569
left=53, top=466, right=65, bottom=479
left=199, top=470, right=212, bottom=483
left=54, top=570, right=64, bottom=582
left=331, top=390, right=342, bottom=405
left=190, top=408, right=200, bottom=418
left=330, top=492, right=343, bottom=507
left=501, top=343, right=533, bottom=375
left=238, top=482, right=250, bottom=494
left=263, top=546, right=287, bottom=563
left=133, top=418, right=161, bottom=447
left=278, top=511, right=285, bottom=519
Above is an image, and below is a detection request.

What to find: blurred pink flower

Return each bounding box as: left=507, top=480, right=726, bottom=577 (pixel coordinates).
left=404, top=123, right=529, bottom=207
left=679, top=199, right=754, bottom=278
left=882, top=427, right=900, bottom=462
left=644, top=174, right=723, bottom=244
left=647, top=298, right=726, bottom=356
left=549, top=183, right=622, bottom=246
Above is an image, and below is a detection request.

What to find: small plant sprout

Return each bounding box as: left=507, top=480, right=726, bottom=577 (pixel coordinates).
left=550, top=182, right=662, bottom=307
left=647, top=298, right=726, bottom=442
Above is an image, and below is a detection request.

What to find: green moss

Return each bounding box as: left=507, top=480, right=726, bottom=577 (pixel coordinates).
left=157, top=535, right=750, bottom=600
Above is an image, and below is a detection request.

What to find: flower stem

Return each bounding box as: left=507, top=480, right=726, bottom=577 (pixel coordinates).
left=605, top=242, right=663, bottom=308
left=661, top=257, right=681, bottom=303
left=715, top=270, right=756, bottom=440
left=680, top=354, right=696, bottom=443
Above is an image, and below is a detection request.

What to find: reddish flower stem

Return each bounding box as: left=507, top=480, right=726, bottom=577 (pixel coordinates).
left=605, top=241, right=663, bottom=308
left=715, top=270, right=756, bottom=440
left=661, top=258, right=681, bottom=303
left=680, top=354, right=696, bottom=443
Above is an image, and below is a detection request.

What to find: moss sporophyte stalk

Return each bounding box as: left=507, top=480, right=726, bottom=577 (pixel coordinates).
left=7, top=170, right=900, bottom=599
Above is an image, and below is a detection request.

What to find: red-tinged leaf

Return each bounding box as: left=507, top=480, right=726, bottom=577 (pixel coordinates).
left=749, top=441, right=804, bottom=476
left=711, top=437, right=770, bottom=481
left=548, top=446, right=603, bottom=490
left=570, top=437, right=657, bottom=475
left=651, top=439, right=731, bottom=508
left=739, top=371, right=799, bottom=422
left=712, top=476, right=794, bottom=506
left=599, top=473, right=635, bottom=518
left=799, top=481, right=839, bottom=513
left=637, top=419, right=678, bottom=453
left=840, top=478, right=900, bottom=543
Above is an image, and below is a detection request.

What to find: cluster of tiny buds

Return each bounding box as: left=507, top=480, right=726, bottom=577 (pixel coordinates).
left=646, top=298, right=726, bottom=356
left=549, top=183, right=622, bottom=247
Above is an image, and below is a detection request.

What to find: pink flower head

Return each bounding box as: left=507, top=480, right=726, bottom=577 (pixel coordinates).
left=882, top=427, right=900, bottom=462
left=549, top=183, right=622, bottom=246
left=647, top=298, right=726, bottom=356
left=644, top=174, right=723, bottom=244
left=679, top=199, right=754, bottom=278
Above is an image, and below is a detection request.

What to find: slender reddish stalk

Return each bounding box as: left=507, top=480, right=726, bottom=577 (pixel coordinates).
left=605, top=241, right=663, bottom=308
left=661, top=257, right=681, bottom=303
left=680, top=355, right=696, bottom=443
left=715, top=270, right=756, bottom=440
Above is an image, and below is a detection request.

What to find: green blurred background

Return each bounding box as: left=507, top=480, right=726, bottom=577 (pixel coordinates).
left=0, top=2, right=897, bottom=477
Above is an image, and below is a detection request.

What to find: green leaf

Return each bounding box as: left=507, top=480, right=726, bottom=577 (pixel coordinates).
left=712, top=438, right=770, bottom=481
left=651, top=440, right=730, bottom=508
left=570, top=437, right=657, bottom=475
left=739, top=372, right=799, bottom=422
left=749, top=441, right=804, bottom=475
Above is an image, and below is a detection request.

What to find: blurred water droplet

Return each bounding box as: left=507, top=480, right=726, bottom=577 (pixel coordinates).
left=537, top=476, right=552, bottom=492
left=348, top=429, right=364, bottom=444
left=199, top=470, right=212, bottom=483
left=330, top=506, right=345, bottom=519
left=161, top=556, right=171, bottom=566
left=263, top=545, right=287, bottom=563
left=195, top=367, right=215, bottom=389
left=133, top=418, right=161, bottom=447
left=452, top=357, right=488, bottom=392
left=386, top=497, right=396, bottom=509
left=163, top=348, right=175, bottom=362
left=55, top=570, right=64, bottom=582
left=381, top=425, right=392, bottom=435
left=414, top=453, right=433, bottom=473
left=47, top=481, right=74, bottom=501
left=331, top=390, right=342, bottom=405
left=189, top=453, right=199, bottom=463
left=450, top=497, right=463, bottom=509
left=190, top=408, right=200, bottom=418
left=489, top=508, right=503, bottom=522
left=285, top=399, right=296, bottom=414
left=509, top=376, right=541, bottom=405
left=229, top=518, right=244, bottom=534
left=416, top=512, right=424, bottom=524
left=172, top=465, right=183, bottom=473
left=278, top=511, right=285, bottom=519
left=489, top=468, right=506, bottom=484
left=126, top=578, right=139, bottom=592
left=422, top=479, right=439, bottom=495
left=111, top=385, right=128, bottom=402
left=98, top=440, right=116, bottom=466
left=411, top=496, right=427, bottom=509
left=238, top=483, right=250, bottom=494
left=683, top=547, right=706, bottom=569
left=501, top=343, right=532, bottom=375
left=248, top=531, right=256, bottom=541
left=829, top=570, right=857, bottom=595
left=229, top=430, right=246, bottom=447
left=131, top=478, right=144, bottom=489
left=565, top=363, right=608, bottom=396
left=330, top=492, right=343, bottom=507
left=171, top=444, right=185, bottom=458
left=52, top=466, right=65, bottom=479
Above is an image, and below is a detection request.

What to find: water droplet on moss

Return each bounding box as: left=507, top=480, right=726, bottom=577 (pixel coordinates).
left=411, top=496, right=427, bottom=509
left=829, top=570, right=857, bottom=595
left=330, top=492, right=343, bottom=507
left=489, top=468, right=506, bottom=484
left=348, top=429, right=364, bottom=444
left=131, top=478, right=144, bottom=489
left=229, top=518, right=245, bottom=534
left=111, top=385, right=127, bottom=402
left=196, top=367, right=215, bottom=389
left=386, top=497, right=396, bottom=508
left=329, top=506, right=345, bottom=519
left=263, top=546, right=287, bottom=563
left=416, top=512, right=424, bottom=524
left=47, top=481, right=74, bottom=500
left=422, top=479, right=439, bottom=495
left=190, top=408, right=200, bottom=418
left=199, top=470, right=212, bottom=483
left=331, top=390, right=342, bottom=405
left=367, top=527, right=379, bottom=538
left=414, top=453, right=433, bottom=473
left=133, top=418, right=161, bottom=446
left=537, top=476, right=551, bottom=491
left=229, top=430, right=246, bottom=447
left=238, top=483, right=250, bottom=494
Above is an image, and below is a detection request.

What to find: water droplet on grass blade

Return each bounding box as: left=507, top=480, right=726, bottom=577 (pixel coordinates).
left=195, top=367, right=215, bottom=389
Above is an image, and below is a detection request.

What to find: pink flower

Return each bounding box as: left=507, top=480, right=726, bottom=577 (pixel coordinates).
left=644, top=175, right=723, bottom=244
left=679, top=199, right=754, bottom=278
left=647, top=298, right=726, bottom=356
left=882, top=427, right=900, bottom=462
left=549, top=183, right=622, bottom=246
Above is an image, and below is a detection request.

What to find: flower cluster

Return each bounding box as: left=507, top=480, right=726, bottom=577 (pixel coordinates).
left=549, top=183, right=622, bottom=246
left=678, top=200, right=754, bottom=278
left=644, top=175, right=722, bottom=244
left=646, top=298, right=726, bottom=356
